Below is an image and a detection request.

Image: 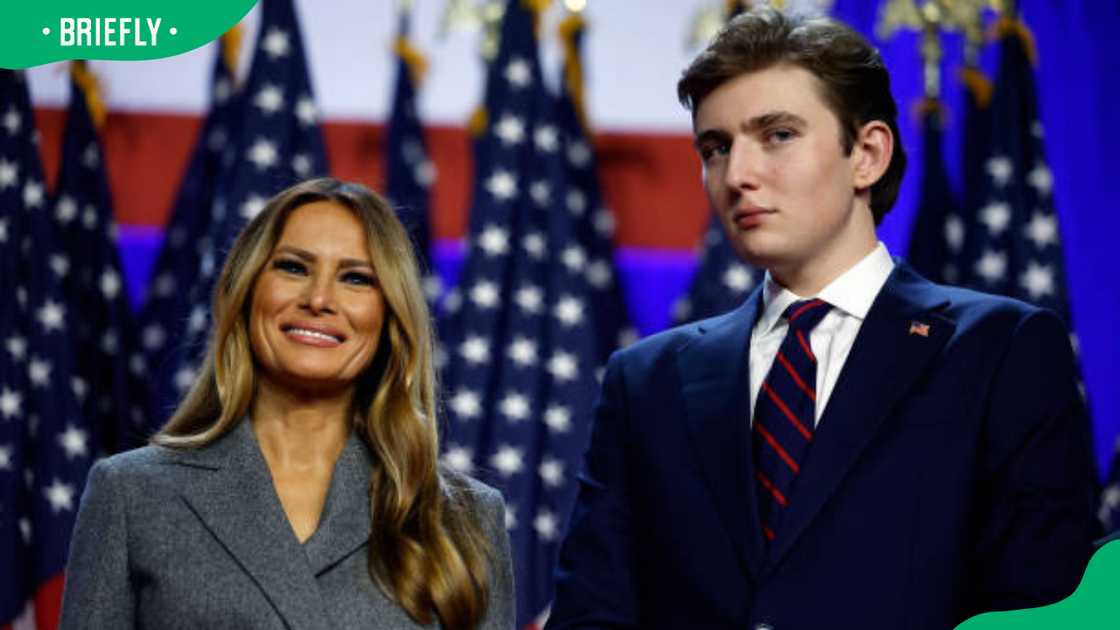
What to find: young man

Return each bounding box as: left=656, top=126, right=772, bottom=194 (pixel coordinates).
left=546, top=8, right=1097, bottom=630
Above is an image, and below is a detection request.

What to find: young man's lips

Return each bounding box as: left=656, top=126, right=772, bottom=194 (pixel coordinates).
left=733, top=207, right=774, bottom=228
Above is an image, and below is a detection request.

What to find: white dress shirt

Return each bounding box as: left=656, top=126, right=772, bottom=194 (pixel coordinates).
left=748, top=242, right=895, bottom=427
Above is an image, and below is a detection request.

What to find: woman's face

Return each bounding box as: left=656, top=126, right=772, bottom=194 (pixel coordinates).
left=249, top=201, right=386, bottom=396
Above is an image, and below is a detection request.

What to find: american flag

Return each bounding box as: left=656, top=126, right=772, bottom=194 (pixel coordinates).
left=48, top=63, right=151, bottom=453
left=554, top=11, right=635, bottom=362
left=138, top=32, right=243, bottom=424
left=166, top=0, right=329, bottom=396
left=385, top=13, right=439, bottom=305
left=437, top=1, right=607, bottom=626
left=0, top=69, right=91, bottom=630
left=906, top=100, right=965, bottom=285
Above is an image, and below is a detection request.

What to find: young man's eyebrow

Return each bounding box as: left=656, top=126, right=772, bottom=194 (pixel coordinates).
left=693, top=111, right=808, bottom=148
left=693, top=128, right=730, bottom=149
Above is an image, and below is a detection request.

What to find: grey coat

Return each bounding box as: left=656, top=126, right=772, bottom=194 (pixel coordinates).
left=58, top=420, right=515, bottom=629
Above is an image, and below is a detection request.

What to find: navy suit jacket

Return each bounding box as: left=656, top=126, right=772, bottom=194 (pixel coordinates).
left=547, top=263, right=1098, bottom=630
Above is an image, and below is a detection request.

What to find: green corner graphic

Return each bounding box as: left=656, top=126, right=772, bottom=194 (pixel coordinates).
left=0, top=0, right=257, bottom=69
left=956, top=540, right=1120, bottom=629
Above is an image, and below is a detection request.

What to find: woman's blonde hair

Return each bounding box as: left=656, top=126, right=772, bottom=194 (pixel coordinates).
left=153, top=178, right=492, bottom=628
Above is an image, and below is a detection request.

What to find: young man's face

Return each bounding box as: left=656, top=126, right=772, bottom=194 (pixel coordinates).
left=693, top=63, right=878, bottom=287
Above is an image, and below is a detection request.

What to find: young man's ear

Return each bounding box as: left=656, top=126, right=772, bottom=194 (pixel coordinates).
left=851, top=120, right=893, bottom=189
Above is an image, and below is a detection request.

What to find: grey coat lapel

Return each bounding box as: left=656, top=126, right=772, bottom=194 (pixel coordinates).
left=763, top=263, right=956, bottom=574
left=676, top=292, right=767, bottom=580
left=173, top=420, right=335, bottom=630
left=302, top=432, right=373, bottom=576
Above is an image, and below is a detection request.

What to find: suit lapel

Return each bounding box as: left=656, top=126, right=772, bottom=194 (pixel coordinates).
left=764, top=263, right=955, bottom=573
left=677, top=292, right=767, bottom=580
left=301, top=432, right=373, bottom=575
left=174, top=420, right=335, bottom=630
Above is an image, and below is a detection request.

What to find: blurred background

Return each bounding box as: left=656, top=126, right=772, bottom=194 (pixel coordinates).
left=3, top=0, right=1118, bottom=628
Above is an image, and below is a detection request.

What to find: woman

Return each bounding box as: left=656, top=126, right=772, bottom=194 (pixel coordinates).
left=59, top=178, right=515, bottom=629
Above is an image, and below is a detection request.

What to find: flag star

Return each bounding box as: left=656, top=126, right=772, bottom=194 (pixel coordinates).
left=522, top=232, right=546, bottom=259
left=460, top=335, right=491, bottom=365
left=0, top=218, right=6, bottom=244
left=19, top=517, right=31, bottom=543
left=1028, top=164, right=1053, bottom=196
left=722, top=264, right=754, bottom=293
left=55, top=195, right=78, bottom=224
left=490, top=444, right=525, bottom=476
left=37, top=300, right=66, bottom=333
left=1019, top=261, right=1055, bottom=300
left=415, top=160, right=437, bottom=187
left=81, top=142, right=100, bottom=169
left=674, top=297, right=693, bottom=322
left=0, top=158, right=16, bottom=189
left=547, top=351, right=579, bottom=382
left=6, top=336, right=27, bottom=361
left=0, top=388, right=22, bottom=419
left=101, top=330, right=120, bottom=355
left=174, top=365, right=196, bottom=392
left=100, top=268, right=122, bottom=299
left=944, top=214, right=965, bottom=252
left=507, top=337, right=538, bottom=367
left=240, top=194, right=268, bottom=220
left=515, top=285, right=544, bottom=314
left=618, top=326, right=640, bottom=348
left=402, top=140, right=425, bottom=163
left=505, top=505, right=518, bottom=530
left=82, top=205, right=99, bottom=229
left=539, top=457, right=565, bottom=488
left=566, top=190, right=587, bottom=215
left=534, top=125, right=559, bottom=152
left=188, top=305, right=208, bottom=333
left=71, top=376, right=88, bottom=401
left=504, top=58, right=532, bottom=88
left=44, top=479, right=76, bottom=512
left=58, top=425, right=89, bottom=459
left=534, top=509, right=560, bottom=541
left=254, top=84, right=285, bottom=115
left=0, top=445, right=11, bottom=470
left=498, top=392, right=531, bottom=422
left=592, top=208, right=615, bottom=237
left=154, top=271, right=176, bottom=296
left=979, top=201, right=1012, bottom=235
left=28, top=357, right=51, bottom=387
left=214, top=77, right=232, bottom=103
left=2, top=107, right=20, bottom=134
left=469, top=280, right=500, bottom=309
left=291, top=153, right=312, bottom=176
left=142, top=324, right=166, bottom=350
left=450, top=388, right=482, bottom=419
left=443, top=288, right=463, bottom=314
left=23, top=180, right=45, bottom=208
left=1031, top=121, right=1045, bottom=138
left=48, top=253, right=70, bottom=279
left=587, top=259, right=612, bottom=288
left=1024, top=212, right=1058, bottom=249
left=295, top=96, right=317, bottom=126
left=129, top=353, right=147, bottom=376
left=543, top=404, right=572, bottom=433
left=260, top=27, right=291, bottom=59
left=529, top=180, right=551, bottom=206
left=985, top=156, right=1013, bottom=186
left=974, top=250, right=1008, bottom=283
left=486, top=169, right=518, bottom=201
left=478, top=225, right=510, bottom=256
left=493, top=114, right=526, bottom=146
left=247, top=138, right=279, bottom=170
left=442, top=445, right=475, bottom=473
left=423, top=274, right=443, bottom=302
left=554, top=295, right=585, bottom=327
left=561, top=245, right=586, bottom=273
left=568, top=140, right=591, bottom=167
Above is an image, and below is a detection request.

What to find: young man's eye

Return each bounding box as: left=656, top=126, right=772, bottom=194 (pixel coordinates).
left=342, top=271, right=376, bottom=287
left=766, top=128, right=797, bottom=143
left=273, top=258, right=307, bottom=275
left=699, top=142, right=730, bottom=162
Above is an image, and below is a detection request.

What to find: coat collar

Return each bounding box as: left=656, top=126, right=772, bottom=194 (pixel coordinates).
left=675, top=262, right=955, bottom=581
left=169, top=419, right=374, bottom=630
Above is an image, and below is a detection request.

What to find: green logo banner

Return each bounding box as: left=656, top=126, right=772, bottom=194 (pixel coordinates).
left=0, top=0, right=258, bottom=69
left=956, top=540, right=1120, bottom=628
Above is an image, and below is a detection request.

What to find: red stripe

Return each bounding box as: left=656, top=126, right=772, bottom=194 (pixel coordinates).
left=788, top=299, right=824, bottom=322
left=775, top=350, right=816, bottom=402
left=763, top=525, right=776, bottom=541
left=795, top=329, right=816, bottom=363
left=762, top=382, right=813, bottom=440
left=34, top=572, right=65, bottom=630
left=755, top=470, right=788, bottom=507
left=754, top=421, right=800, bottom=473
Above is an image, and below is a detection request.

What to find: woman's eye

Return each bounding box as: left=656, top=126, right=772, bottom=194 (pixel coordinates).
left=273, top=259, right=307, bottom=275
left=342, top=271, right=376, bottom=286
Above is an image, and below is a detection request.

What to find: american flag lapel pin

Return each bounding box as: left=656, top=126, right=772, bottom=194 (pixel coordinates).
left=909, top=321, right=931, bottom=337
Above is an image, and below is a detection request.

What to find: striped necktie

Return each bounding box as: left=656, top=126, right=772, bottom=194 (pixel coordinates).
left=752, top=298, right=831, bottom=543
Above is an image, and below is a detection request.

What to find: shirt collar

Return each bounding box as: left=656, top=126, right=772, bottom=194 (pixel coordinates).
left=758, top=242, right=894, bottom=334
